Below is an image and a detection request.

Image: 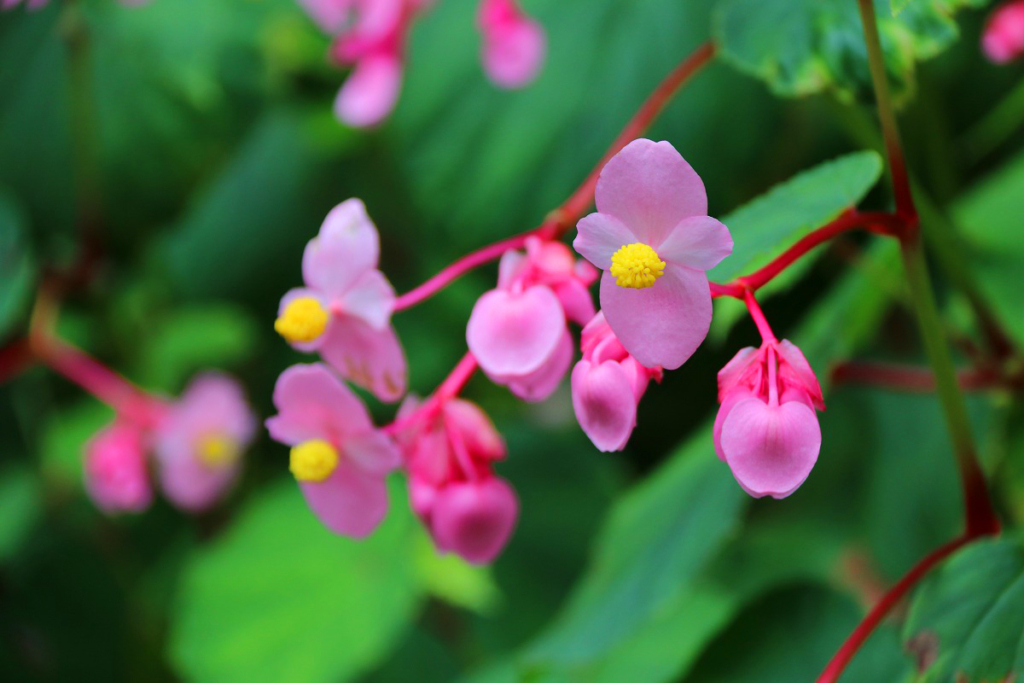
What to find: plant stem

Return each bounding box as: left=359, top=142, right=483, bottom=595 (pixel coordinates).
left=742, top=290, right=776, bottom=343
left=392, top=41, right=716, bottom=312
left=830, top=360, right=1006, bottom=393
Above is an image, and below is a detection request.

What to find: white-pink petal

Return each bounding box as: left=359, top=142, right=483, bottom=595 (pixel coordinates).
left=341, top=269, right=395, bottom=330
left=303, top=199, right=380, bottom=297
left=571, top=359, right=637, bottom=452
left=573, top=212, right=636, bottom=271
left=318, top=317, right=408, bottom=402
left=300, top=460, right=389, bottom=538
left=656, top=215, right=734, bottom=271
left=334, top=53, right=403, bottom=128
left=467, top=285, right=565, bottom=377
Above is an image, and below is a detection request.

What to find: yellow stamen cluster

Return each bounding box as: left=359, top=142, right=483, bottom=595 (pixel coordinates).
left=274, top=297, right=329, bottom=343
left=290, top=439, right=339, bottom=482
left=609, top=243, right=666, bottom=289
left=198, top=435, right=240, bottom=469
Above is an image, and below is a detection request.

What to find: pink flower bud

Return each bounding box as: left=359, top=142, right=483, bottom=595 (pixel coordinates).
left=571, top=312, right=662, bottom=451
left=84, top=422, right=152, bottom=515
left=429, top=478, right=518, bottom=565
left=477, top=0, right=546, bottom=89
left=983, top=1, right=1024, bottom=63
left=713, top=340, right=824, bottom=499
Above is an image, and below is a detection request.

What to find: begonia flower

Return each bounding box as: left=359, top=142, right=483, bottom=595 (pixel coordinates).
left=275, top=198, right=407, bottom=402
left=574, top=139, right=733, bottom=370
left=477, top=0, right=546, bottom=89
left=84, top=420, right=153, bottom=515
left=153, top=373, right=257, bottom=512
left=398, top=396, right=517, bottom=564
left=983, top=0, right=1024, bottom=63
left=467, top=237, right=596, bottom=402
left=714, top=339, right=824, bottom=499
left=267, top=363, right=402, bottom=538
left=571, top=312, right=662, bottom=452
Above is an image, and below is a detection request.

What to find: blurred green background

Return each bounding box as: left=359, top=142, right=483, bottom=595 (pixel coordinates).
left=2, top=0, right=1024, bottom=680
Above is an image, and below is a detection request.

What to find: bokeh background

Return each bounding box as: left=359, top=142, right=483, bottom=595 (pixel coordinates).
left=2, top=0, right=1023, bottom=680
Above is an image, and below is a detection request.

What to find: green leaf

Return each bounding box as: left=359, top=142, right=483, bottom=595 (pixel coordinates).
left=714, top=0, right=988, bottom=102
left=517, top=424, right=747, bottom=678
left=904, top=537, right=1024, bottom=681
left=415, top=532, right=501, bottom=614
left=0, top=466, right=42, bottom=563
left=40, top=399, right=114, bottom=494
left=0, top=190, right=36, bottom=338
left=170, top=480, right=423, bottom=683
left=136, top=305, right=259, bottom=393
left=708, top=151, right=883, bottom=339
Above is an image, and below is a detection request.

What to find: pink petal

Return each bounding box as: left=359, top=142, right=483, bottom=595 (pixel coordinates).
left=573, top=212, right=636, bottom=271
left=656, top=215, right=734, bottom=271
left=500, top=328, right=573, bottom=403
left=720, top=397, right=821, bottom=499
left=84, top=423, right=152, bottom=514
left=318, top=316, right=408, bottom=402
left=299, top=460, right=389, bottom=538
left=296, top=0, right=355, bottom=34
left=156, top=438, right=239, bottom=512
left=340, top=269, right=395, bottom=330
left=266, top=363, right=373, bottom=445
left=599, top=264, right=711, bottom=370
left=595, top=139, right=707, bottom=245
left=717, top=345, right=761, bottom=402
left=467, top=285, right=564, bottom=376
left=345, top=430, right=402, bottom=475
left=302, top=199, right=380, bottom=297
left=497, top=249, right=527, bottom=289
left=775, top=339, right=825, bottom=411
left=552, top=279, right=597, bottom=327
left=162, top=373, right=257, bottom=448
left=713, top=387, right=756, bottom=462
left=571, top=359, right=637, bottom=452
left=429, top=478, right=518, bottom=564
left=334, top=53, right=403, bottom=128
left=443, top=399, right=506, bottom=462
left=480, top=10, right=546, bottom=89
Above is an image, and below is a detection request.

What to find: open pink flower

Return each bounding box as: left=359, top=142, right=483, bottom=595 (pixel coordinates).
left=477, top=0, right=546, bottom=89
left=398, top=396, right=517, bottom=564
left=84, top=421, right=153, bottom=515
left=714, top=340, right=824, bottom=499
left=571, top=312, right=662, bottom=452
left=267, top=363, right=402, bottom=538
left=153, top=373, right=256, bottom=512
left=275, top=198, right=407, bottom=402
left=467, top=237, right=596, bottom=402
left=983, top=1, right=1024, bottom=63
left=574, top=139, right=733, bottom=370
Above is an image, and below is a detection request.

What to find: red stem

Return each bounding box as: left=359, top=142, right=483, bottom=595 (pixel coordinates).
left=381, top=352, right=478, bottom=437
left=0, top=339, right=34, bottom=384
left=816, top=536, right=972, bottom=683
left=743, top=290, right=776, bottom=343
left=392, top=41, right=716, bottom=312
left=831, top=361, right=1006, bottom=393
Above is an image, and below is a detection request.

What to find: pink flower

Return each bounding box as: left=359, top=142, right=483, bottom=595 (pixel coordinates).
left=983, top=1, right=1024, bottom=63
left=574, top=139, right=733, bottom=370
left=571, top=312, right=662, bottom=452
left=398, top=396, right=517, bottom=564
left=477, top=0, right=546, bottom=89
left=713, top=339, right=825, bottom=499
left=275, top=198, right=407, bottom=402
left=153, top=373, right=256, bottom=512
left=467, top=237, right=596, bottom=402
left=84, top=421, right=153, bottom=515
left=267, top=363, right=402, bottom=538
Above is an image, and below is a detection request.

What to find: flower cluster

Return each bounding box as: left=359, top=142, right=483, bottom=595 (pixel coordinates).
left=297, top=0, right=546, bottom=127
left=983, top=0, right=1024, bottom=63
left=268, top=136, right=832, bottom=565
left=85, top=373, right=257, bottom=514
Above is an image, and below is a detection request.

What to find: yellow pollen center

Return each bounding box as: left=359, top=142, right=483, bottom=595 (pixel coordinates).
left=275, top=297, right=328, bottom=343
left=198, top=435, right=240, bottom=469
left=290, top=440, right=339, bottom=483
left=609, top=243, right=666, bottom=289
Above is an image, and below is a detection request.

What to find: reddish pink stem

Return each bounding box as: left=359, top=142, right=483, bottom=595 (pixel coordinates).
left=392, top=41, right=717, bottom=312
left=381, top=352, right=479, bottom=436
left=0, top=339, right=34, bottom=384
left=831, top=361, right=1005, bottom=393
left=817, top=536, right=971, bottom=683
left=743, top=290, right=776, bottom=343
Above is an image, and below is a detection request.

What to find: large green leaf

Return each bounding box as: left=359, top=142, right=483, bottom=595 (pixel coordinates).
left=715, top=0, right=988, bottom=101
left=904, top=537, right=1024, bottom=681
left=170, top=481, right=423, bottom=683
left=0, top=466, right=42, bottom=563
left=0, top=190, right=35, bottom=339
left=708, top=151, right=883, bottom=339
left=40, top=399, right=114, bottom=495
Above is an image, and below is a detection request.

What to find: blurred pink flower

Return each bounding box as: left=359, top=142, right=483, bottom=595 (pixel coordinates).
left=983, top=0, right=1024, bottom=63
left=84, top=421, right=153, bottom=515
left=574, top=139, right=733, bottom=370
left=467, top=237, right=596, bottom=402
left=398, top=396, right=517, bottom=564
left=153, top=373, right=256, bottom=512
left=571, top=311, right=662, bottom=452
left=477, top=0, right=546, bottom=89
left=275, top=198, right=407, bottom=402
left=713, top=340, right=824, bottom=499
left=267, top=363, right=402, bottom=537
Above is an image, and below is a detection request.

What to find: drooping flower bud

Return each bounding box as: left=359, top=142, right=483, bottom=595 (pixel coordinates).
left=477, top=0, right=546, bottom=89
left=983, top=1, right=1024, bottom=63
left=84, top=421, right=153, bottom=515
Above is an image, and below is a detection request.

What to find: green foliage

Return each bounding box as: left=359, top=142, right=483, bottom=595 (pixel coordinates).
left=0, top=466, right=42, bottom=563
left=0, top=190, right=35, bottom=338
left=40, top=399, right=113, bottom=493
left=904, top=537, right=1024, bottom=681
left=170, top=480, right=424, bottom=683
left=715, top=0, right=988, bottom=101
